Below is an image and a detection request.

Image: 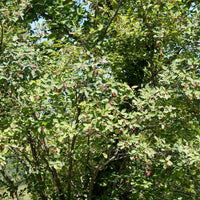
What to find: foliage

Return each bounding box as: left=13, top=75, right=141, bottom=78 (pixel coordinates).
left=0, top=0, right=200, bottom=199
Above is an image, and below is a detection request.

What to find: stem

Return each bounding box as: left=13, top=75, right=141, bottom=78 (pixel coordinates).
left=112, top=156, right=127, bottom=191
left=40, top=153, right=65, bottom=200
left=15, top=191, right=20, bottom=200
left=68, top=90, right=82, bottom=198
left=85, top=136, right=90, bottom=175
left=0, top=22, right=4, bottom=52
left=67, top=135, right=76, bottom=198
left=10, top=146, right=34, bottom=170
left=51, top=166, right=66, bottom=200
left=27, top=133, right=48, bottom=200
left=88, top=158, right=105, bottom=200
left=98, top=0, right=123, bottom=43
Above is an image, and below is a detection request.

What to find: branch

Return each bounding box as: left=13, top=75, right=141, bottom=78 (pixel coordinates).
left=0, top=169, right=14, bottom=186
left=50, top=26, right=78, bottom=40
left=88, top=147, right=119, bottom=200
left=166, top=47, right=183, bottom=65
left=0, top=22, right=4, bottom=52
left=0, top=179, right=7, bottom=186
left=112, top=155, right=128, bottom=190
left=88, top=157, right=106, bottom=200
left=27, top=133, right=40, bottom=168
left=68, top=90, right=82, bottom=197
left=9, top=146, right=34, bottom=171
left=27, top=133, right=48, bottom=200
left=172, top=189, right=200, bottom=198
left=40, top=153, right=66, bottom=200
left=67, top=134, right=76, bottom=197
left=85, top=136, right=90, bottom=175
left=98, top=0, right=123, bottom=42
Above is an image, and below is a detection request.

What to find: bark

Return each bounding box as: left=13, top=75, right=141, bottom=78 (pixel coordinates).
left=67, top=135, right=76, bottom=198
left=88, top=158, right=105, bottom=200
left=27, top=134, right=48, bottom=200
left=41, top=154, right=66, bottom=200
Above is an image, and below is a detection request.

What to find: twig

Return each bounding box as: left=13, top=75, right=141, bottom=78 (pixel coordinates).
left=88, top=147, right=119, bottom=200
left=68, top=89, right=82, bottom=197
left=0, top=22, right=4, bottom=52
left=99, top=0, right=123, bottom=42
left=88, top=157, right=106, bottom=200
left=40, top=153, right=66, bottom=200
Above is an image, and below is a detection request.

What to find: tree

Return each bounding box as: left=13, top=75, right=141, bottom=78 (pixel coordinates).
left=0, top=0, right=199, bottom=199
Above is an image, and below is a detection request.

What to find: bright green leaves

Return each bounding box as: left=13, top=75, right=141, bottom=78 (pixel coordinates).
left=0, top=0, right=200, bottom=199
left=0, top=0, right=31, bottom=23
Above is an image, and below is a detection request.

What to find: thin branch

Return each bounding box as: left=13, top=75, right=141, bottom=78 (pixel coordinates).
left=88, top=147, right=119, bottom=200
left=68, top=90, right=82, bottom=197
left=172, top=189, right=200, bottom=198
left=88, top=157, right=106, bottom=200
left=112, top=156, right=128, bottom=191
left=9, top=146, right=34, bottom=171
left=94, top=6, right=97, bottom=28
left=40, top=154, right=66, bottom=200
left=0, top=22, right=4, bottom=52
left=0, top=179, right=7, bottom=186
left=27, top=133, right=48, bottom=200
left=85, top=136, right=90, bottom=175
left=166, top=47, right=183, bottom=65
left=98, top=0, right=123, bottom=42
left=50, top=26, right=79, bottom=40
left=0, top=169, right=13, bottom=186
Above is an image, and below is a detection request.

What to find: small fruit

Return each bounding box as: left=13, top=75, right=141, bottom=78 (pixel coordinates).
left=146, top=171, right=150, bottom=176
left=63, top=83, right=67, bottom=89
left=94, top=69, right=97, bottom=76
left=112, top=92, right=116, bottom=97
left=53, top=147, right=57, bottom=153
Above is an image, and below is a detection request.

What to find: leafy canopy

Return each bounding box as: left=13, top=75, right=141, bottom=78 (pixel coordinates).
left=0, top=0, right=199, bottom=199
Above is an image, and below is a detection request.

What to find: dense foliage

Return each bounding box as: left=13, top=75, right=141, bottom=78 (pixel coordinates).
left=0, top=0, right=200, bottom=199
